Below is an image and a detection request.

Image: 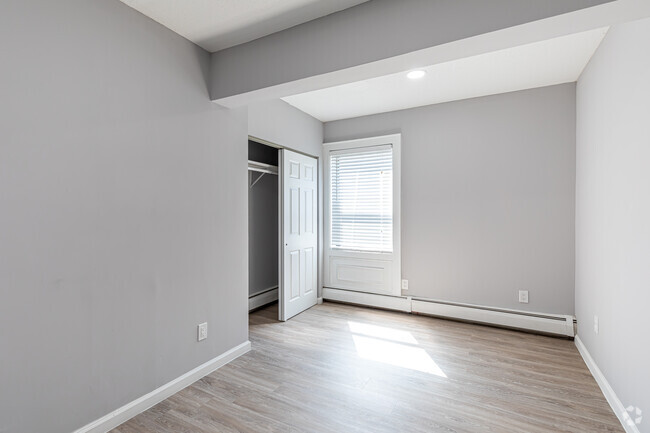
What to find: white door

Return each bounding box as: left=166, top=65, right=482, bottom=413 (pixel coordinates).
left=323, top=134, right=401, bottom=296
left=280, top=149, right=318, bottom=321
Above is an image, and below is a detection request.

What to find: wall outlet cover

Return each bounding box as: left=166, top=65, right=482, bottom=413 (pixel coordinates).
left=518, top=290, right=529, bottom=304
left=401, top=279, right=409, bottom=290
left=198, top=322, right=208, bottom=341
left=594, top=315, right=599, bottom=334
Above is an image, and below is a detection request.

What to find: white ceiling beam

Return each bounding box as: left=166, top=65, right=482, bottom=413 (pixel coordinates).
left=210, top=0, right=650, bottom=108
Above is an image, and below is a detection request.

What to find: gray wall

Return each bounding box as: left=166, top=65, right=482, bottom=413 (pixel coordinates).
left=325, top=84, right=576, bottom=315
left=576, top=17, right=650, bottom=430
left=249, top=99, right=324, bottom=157
left=248, top=100, right=324, bottom=296
left=210, top=0, right=613, bottom=100
left=249, top=174, right=278, bottom=296
left=0, top=2, right=248, bottom=433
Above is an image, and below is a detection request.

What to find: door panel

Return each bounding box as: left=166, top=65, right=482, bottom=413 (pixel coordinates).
left=289, top=161, right=300, bottom=178
left=304, top=189, right=314, bottom=234
left=305, top=248, right=314, bottom=294
left=290, top=188, right=299, bottom=234
left=290, top=250, right=300, bottom=300
left=280, top=149, right=318, bottom=321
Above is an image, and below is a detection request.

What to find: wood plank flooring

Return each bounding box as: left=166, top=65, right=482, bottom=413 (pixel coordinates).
left=112, top=302, right=623, bottom=433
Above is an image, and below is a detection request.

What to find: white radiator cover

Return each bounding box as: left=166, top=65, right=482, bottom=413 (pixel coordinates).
left=322, top=288, right=574, bottom=337
left=249, top=286, right=278, bottom=311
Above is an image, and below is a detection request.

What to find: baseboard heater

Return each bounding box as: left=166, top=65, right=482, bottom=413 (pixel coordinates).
left=322, top=287, right=574, bottom=337
left=249, top=286, right=278, bottom=311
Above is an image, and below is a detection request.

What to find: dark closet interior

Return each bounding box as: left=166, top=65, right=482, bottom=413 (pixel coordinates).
left=248, top=140, right=279, bottom=311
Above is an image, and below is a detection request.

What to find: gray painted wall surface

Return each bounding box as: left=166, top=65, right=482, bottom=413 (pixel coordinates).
left=249, top=174, right=278, bottom=296
left=0, top=2, right=248, bottom=433
left=325, top=85, right=576, bottom=315
left=248, top=100, right=324, bottom=297
left=249, top=99, right=324, bottom=158
left=210, top=0, right=613, bottom=99
left=576, top=18, right=650, bottom=431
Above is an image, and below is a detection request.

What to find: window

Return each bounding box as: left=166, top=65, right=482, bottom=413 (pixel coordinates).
left=330, top=146, right=393, bottom=252
left=324, top=134, right=401, bottom=296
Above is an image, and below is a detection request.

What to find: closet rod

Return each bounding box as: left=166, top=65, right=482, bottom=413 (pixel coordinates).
left=248, top=160, right=278, bottom=175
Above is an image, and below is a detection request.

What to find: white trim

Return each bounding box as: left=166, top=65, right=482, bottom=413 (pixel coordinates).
left=317, top=297, right=324, bottom=304
left=412, top=299, right=574, bottom=337
left=323, top=134, right=402, bottom=296
left=575, top=336, right=640, bottom=433
left=322, top=288, right=574, bottom=337
left=249, top=286, right=278, bottom=311
left=278, top=150, right=284, bottom=322
left=72, top=341, right=251, bottom=433
left=322, top=287, right=411, bottom=312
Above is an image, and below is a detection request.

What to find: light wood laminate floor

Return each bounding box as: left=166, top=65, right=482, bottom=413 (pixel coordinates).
left=112, top=302, right=623, bottom=433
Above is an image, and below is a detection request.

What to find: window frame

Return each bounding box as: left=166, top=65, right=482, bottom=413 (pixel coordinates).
left=323, top=134, right=401, bottom=296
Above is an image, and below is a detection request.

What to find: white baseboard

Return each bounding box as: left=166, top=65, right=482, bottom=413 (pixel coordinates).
left=73, top=341, right=251, bottom=433
left=317, top=297, right=323, bottom=304
left=575, top=336, right=640, bottom=433
left=322, top=288, right=574, bottom=337
left=249, top=286, right=278, bottom=311
left=322, top=287, right=412, bottom=312
left=412, top=299, right=574, bottom=337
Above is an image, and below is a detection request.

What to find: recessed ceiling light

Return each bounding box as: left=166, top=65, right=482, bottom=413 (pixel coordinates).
left=407, top=70, right=427, bottom=80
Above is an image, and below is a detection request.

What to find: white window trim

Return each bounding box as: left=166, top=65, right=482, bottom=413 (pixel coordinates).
left=323, top=134, right=401, bottom=296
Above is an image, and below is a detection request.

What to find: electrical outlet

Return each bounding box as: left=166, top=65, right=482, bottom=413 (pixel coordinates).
left=594, top=316, right=599, bottom=334
left=518, top=290, right=529, bottom=304
left=401, top=279, right=409, bottom=291
left=197, top=322, right=208, bottom=341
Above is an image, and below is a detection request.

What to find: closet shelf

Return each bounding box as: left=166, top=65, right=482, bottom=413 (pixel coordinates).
left=248, top=160, right=278, bottom=188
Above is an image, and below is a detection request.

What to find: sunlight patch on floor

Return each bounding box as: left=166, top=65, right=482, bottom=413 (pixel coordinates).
left=348, top=321, right=418, bottom=344
left=348, top=321, right=447, bottom=377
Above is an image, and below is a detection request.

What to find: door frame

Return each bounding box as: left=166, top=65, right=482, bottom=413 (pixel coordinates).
left=248, top=136, right=321, bottom=320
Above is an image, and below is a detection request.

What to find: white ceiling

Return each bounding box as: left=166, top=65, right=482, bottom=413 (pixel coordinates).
left=120, top=0, right=369, bottom=52
left=283, top=27, right=609, bottom=122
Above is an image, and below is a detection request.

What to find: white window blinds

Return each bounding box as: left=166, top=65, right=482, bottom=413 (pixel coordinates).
left=330, top=145, right=393, bottom=253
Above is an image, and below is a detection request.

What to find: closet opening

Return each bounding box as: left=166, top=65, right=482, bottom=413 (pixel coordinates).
left=248, top=139, right=280, bottom=312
